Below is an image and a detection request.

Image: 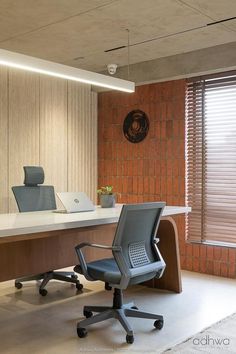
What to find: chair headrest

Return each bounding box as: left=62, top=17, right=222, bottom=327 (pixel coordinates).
left=23, top=166, right=45, bottom=186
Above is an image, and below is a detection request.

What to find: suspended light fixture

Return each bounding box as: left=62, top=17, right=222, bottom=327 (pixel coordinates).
left=0, top=49, right=135, bottom=93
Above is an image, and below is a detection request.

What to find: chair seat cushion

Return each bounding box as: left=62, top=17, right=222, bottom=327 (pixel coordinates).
left=74, top=258, right=159, bottom=286
left=75, top=258, right=121, bottom=284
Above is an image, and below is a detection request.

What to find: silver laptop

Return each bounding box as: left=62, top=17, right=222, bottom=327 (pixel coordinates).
left=56, top=192, right=95, bottom=213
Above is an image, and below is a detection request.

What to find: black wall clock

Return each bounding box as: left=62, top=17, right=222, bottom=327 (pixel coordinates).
left=123, top=109, right=149, bottom=143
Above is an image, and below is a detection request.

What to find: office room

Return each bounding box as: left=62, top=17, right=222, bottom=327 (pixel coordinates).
left=0, top=0, right=236, bottom=353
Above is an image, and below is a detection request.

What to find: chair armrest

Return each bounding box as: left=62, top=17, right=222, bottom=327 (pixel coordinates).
left=76, top=242, right=121, bottom=252
left=75, top=242, right=121, bottom=281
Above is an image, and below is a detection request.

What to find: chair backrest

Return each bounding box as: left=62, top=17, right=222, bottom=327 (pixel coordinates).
left=12, top=166, right=56, bottom=212
left=112, top=202, right=165, bottom=287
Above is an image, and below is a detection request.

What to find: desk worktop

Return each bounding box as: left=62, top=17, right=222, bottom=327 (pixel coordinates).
left=0, top=204, right=191, bottom=238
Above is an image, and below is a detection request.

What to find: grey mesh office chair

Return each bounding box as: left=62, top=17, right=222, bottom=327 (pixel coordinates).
left=74, top=202, right=166, bottom=344
left=12, top=166, right=83, bottom=296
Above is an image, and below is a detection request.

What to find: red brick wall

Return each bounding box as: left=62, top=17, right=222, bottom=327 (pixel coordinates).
left=98, top=80, right=236, bottom=279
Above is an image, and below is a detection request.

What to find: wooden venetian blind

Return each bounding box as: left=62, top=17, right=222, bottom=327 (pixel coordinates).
left=186, top=72, right=236, bottom=245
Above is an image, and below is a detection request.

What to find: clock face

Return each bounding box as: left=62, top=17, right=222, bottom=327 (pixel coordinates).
left=123, top=109, right=149, bottom=143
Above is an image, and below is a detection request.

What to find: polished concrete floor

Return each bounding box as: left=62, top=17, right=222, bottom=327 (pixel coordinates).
left=0, top=270, right=236, bottom=354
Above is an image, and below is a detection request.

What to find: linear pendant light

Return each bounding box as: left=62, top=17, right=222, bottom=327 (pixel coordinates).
left=0, top=49, right=135, bottom=93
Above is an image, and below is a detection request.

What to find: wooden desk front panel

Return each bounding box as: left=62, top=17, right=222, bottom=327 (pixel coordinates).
left=0, top=224, right=116, bottom=282
left=0, top=217, right=181, bottom=293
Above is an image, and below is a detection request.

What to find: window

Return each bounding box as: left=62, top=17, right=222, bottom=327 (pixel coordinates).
left=186, top=71, right=236, bottom=246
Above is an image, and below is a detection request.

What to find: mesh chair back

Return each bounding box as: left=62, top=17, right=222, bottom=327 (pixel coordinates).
left=112, top=202, right=165, bottom=269
left=12, top=166, right=56, bottom=212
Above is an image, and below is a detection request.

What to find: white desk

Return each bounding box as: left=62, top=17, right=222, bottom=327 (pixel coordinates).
left=0, top=205, right=190, bottom=292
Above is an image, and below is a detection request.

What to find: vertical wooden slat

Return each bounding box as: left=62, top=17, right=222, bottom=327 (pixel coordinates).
left=39, top=76, right=67, bottom=194
left=0, top=67, right=8, bottom=213
left=67, top=82, right=97, bottom=203
left=91, top=91, right=98, bottom=202
left=8, top=69, right=40, bottom=212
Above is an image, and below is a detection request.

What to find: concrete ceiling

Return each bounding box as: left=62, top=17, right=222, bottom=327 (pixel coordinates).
left=0, top=0, right=235, bottom=80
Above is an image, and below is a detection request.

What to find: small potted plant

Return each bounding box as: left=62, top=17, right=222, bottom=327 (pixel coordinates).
left=97, top=185, right=116, bottom=208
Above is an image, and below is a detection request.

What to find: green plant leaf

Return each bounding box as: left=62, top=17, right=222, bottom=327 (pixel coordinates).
left=97, top=185, right=114, bottom=195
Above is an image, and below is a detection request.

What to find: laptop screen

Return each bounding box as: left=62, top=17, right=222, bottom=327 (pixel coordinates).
left=56, top=192, right=95, bottom=213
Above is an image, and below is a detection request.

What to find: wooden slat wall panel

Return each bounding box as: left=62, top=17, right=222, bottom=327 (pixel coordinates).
left=8, top=70, right=40, bottom=212
left=0, top=69, right=97, bottom=213
left=39, top=77, right=68, bottom=194
left=68, top=82, right=97, bottom=202
left=0, top=67, right=8, bottom=213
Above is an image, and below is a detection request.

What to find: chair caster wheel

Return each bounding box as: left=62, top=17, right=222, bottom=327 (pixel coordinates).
left=39, top=288, right=48, bottom=296
left=83, top=310, right=93, bottom=318
left=126, top=334, right=134, bottom=344
left=15, top=282, right=23, bottom=289
left=76, top=282, right=83, bottom=291
left=77, top=327, right=87, bottom=338
left=131, top=306, right=138, bottom=310
left=154, top=319, right=164, bottom=330
left=71, top=274, right=78, bottom=280
left=105, top=283, right=112, bottom=291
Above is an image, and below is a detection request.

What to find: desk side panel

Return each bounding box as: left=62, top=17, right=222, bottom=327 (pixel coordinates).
left=145, top=216, right=182, bottom=293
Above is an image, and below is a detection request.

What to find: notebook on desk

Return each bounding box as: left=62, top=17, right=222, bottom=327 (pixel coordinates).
left=55, top=192, right=95, bottom=213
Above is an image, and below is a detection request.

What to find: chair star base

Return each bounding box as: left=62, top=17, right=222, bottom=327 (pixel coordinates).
left=15, top=270, right=83, bottom=296
left=77, top=288, right=164, bottom=344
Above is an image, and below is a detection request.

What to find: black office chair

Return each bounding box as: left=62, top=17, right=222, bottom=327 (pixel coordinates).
left=74, top=202, right=166, bottom=344
left=12, top=166, right=83, bottom=296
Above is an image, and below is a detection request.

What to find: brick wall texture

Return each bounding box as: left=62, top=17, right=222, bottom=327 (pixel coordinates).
left=98, top=80, right=236, bottom=279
